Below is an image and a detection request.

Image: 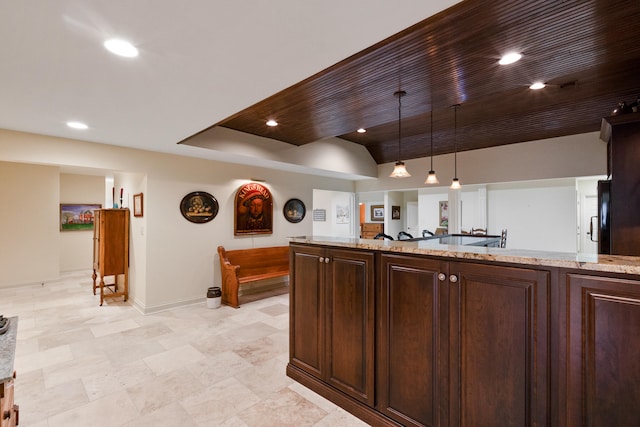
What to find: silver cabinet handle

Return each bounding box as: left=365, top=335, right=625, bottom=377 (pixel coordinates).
left=319, top=257, right=324, bottom=263
left=438, top=273, right=446, bottom=281
left=449, top=274, right=458, bottom=283
left=325, top=257, right=330, bottom=263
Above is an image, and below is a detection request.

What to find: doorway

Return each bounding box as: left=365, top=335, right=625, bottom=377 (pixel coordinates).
left=580, top=193, right=598, bottom=254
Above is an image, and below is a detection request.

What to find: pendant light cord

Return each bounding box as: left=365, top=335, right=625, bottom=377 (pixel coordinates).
left=430, top=110, right=434, bottom=170
left=397, top=91, right=402, bottom=161
left=453, top=105, right=458, bottom=177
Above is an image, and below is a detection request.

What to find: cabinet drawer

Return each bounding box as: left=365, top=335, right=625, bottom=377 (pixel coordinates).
left=361, top=223, right=383, bottom=232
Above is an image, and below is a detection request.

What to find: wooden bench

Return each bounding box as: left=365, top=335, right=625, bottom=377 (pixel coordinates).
left=217, top=245, right=290, bottom=308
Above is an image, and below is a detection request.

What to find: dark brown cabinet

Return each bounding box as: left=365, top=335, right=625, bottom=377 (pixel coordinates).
left=449, top=262, right=550, bottom=426
left=379, top=255, right=550, bottom=426
left=289, top=242, right=640, bottom=426
left=289, top=244, right=375, bottom=406
left=600, top=114, right=640, bottom=255
left=378, top=254, right=449, bottom=427
left=560, top=272, right=640, bottom=426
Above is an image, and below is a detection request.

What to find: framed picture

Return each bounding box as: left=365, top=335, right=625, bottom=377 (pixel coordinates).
left=371, top=204, right=384, bottom=221
left=439, top=200, right=449, bottom=227
left=283, top=198, right=306, bottom=223
left=60, top=203, right=101, bottom=231
left=133, top=193, right=143, bottom=217
left=336, top=204, right=350, bottom=224
left=391, top=205, right=401, bottom=220
left=180, top=191, right=219, bottom=224
left=234, top=182, right=273, bottom=235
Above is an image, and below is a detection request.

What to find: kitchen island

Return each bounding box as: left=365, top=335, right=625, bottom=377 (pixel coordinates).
left=286, top=236, right=640, bottom=427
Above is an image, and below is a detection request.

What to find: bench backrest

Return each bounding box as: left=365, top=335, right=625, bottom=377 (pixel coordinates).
left=221, top=246, right=289, bottom=278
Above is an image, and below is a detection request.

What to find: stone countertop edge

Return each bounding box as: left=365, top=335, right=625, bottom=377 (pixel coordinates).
left=287, top=236, right=640, bottom=276
left=0, top=316, right=18, bottom=383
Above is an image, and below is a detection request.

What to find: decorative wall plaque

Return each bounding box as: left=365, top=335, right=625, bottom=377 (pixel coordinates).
left=180, top=191, right=218, bottom=224
left=234, top=182, right=273, bottom=235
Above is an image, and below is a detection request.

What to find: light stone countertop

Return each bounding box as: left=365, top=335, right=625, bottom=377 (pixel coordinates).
left=0, top=316, right=18, bottom=383
left=288, top=236, right=640, bottom=276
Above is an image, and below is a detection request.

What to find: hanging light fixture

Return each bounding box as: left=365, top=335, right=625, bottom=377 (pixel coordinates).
left=389, top=90, right=411, bottom=178
left=450, top=104, right=461, bottom=189
left=424, top=109, right=439, bottom=184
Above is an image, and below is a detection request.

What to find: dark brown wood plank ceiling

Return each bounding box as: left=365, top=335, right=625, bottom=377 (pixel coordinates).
left=184, top=0, right=640, bottom=165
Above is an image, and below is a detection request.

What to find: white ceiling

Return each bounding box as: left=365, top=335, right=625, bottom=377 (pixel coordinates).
left=0, top=1, right=458, bottom=177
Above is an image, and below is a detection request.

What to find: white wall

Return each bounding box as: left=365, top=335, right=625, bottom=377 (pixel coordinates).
left=0, top=129, right=354, bottom=313
left=312, top=189, right=355, bottom=238
left=418, top=189, right=449, bottom=235
left=487, top=179, right=577, bottom=252
left=386, top=191, right=404, bottom=239
left=0, top=161, right=60, bottom=286
left=414, top=179, right=581, bottom=251
left=356, top=132, right=607, bottom=192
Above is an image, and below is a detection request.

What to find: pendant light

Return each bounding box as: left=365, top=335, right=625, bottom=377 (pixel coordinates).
left=389, top=90, right=411, bottom=178
left=450, top=104, right=461, bottom=189
left=424, top=109, right=439, bottom=184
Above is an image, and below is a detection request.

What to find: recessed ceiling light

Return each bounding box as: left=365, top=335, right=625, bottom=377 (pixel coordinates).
left=266, top=120, right=278, bottom=127
left=104, top=39, right=139, bottom=58
left=499, top=52, right=522, bottom=65
left=529, top=82, right=546, bottom=90
left=67, top=121, right=88, bottom=130
left=357, top=128, right=366, bottom=133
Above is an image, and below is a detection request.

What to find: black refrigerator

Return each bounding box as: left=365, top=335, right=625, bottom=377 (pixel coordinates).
left=597, top=180, right=611, bottom=255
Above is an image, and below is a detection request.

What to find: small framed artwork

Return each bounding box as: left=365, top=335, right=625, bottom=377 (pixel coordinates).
left=60, top=203, right=101, bottom=231
left=180, top=191, right=219, bottom=224
left=371, top=204, right=384, bottom=222
left=336, top=204, right=350, bottom=224
left=133, top=193, right=144, bottom=217
left=391, top=205, right=401, bottom=220
left=439, top=201, right=449, bottom=227
left=283, top=198, right=306, bottom=223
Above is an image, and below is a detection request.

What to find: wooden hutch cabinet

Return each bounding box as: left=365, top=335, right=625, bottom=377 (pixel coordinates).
left=92, top=208, right=129, bottom=306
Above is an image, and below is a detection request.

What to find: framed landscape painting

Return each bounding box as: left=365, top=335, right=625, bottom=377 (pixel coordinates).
left=60, top=204, right=101, bottom=231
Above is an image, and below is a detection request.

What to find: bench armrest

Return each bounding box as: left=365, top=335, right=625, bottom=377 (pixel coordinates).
left=217, top=246, right=241, bottom=308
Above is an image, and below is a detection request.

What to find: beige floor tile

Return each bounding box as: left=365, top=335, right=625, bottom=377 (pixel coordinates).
left=1, top=271, right=370, bottom=426
left=126, top=368, right=205, bottom=416
left=82, top=359, right=156, bottom=401
left=238, top=387, right=328, bottom=427
left=47, top=389, right=139, bottom=427
left=122, top=402, right=198, bottom=427
left=180, top=377, right=262, bottom=425
left=90, top=318, right=140, bottom=337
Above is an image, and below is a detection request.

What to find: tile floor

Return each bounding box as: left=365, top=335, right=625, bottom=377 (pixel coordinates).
left=0, top=271, right=369, bottom=426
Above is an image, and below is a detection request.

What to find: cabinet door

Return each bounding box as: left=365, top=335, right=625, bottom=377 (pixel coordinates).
left=325, top=248, right=375, bottom=405
left=562, top=273, right=640, bottom=426
left=378, top=254, right=449, bottom=427
left=101, top=210, right=128, bottom=275
left=289, top=244, right=325, bottom=379
left=450, top=262, right=550, bottom=427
